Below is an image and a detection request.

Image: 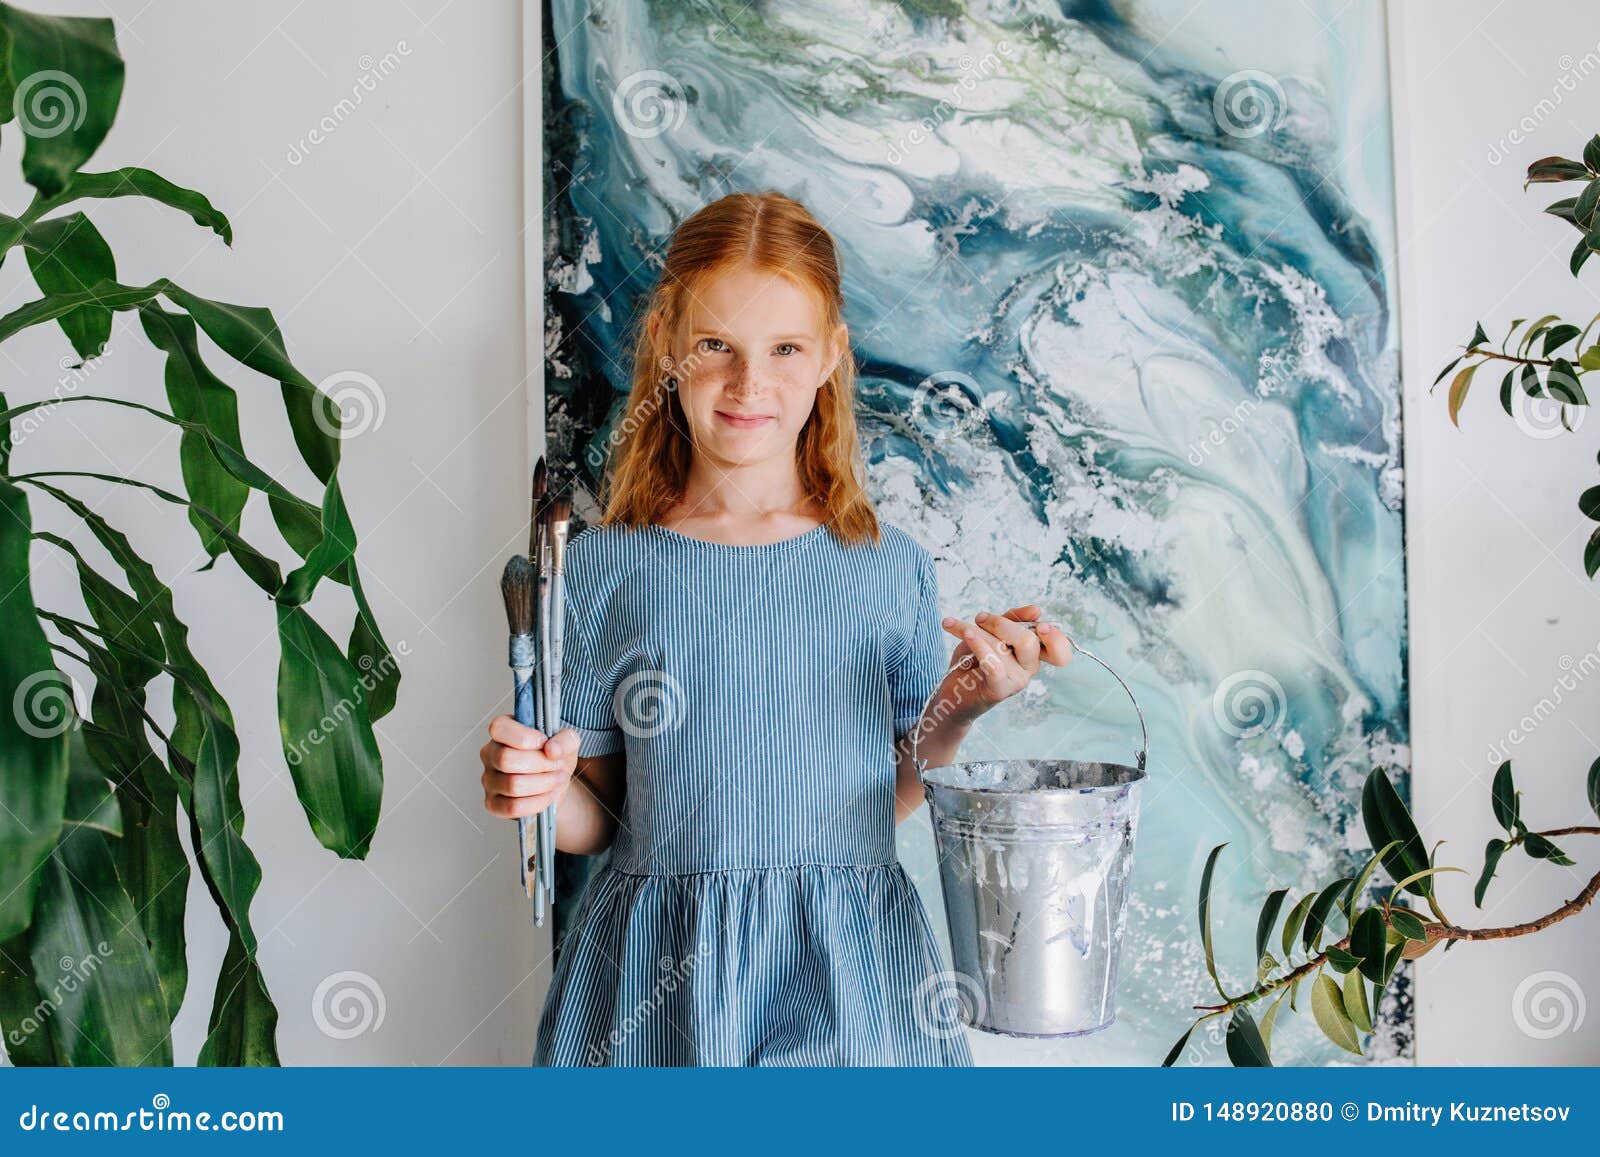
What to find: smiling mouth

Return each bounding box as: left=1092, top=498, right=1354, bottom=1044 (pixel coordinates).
left=715, top=410, right=774, bottom=428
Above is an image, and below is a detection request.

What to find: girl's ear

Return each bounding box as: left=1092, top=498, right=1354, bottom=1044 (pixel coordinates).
left=823, top=320, right=848, bottom=382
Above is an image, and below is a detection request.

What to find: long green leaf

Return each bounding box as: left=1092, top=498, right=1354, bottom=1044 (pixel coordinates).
left=163, top=284, right=341, bottom=484
left=1198, top=843, right=1228, bottom=1000
left=0, top=5, right=124, bottom=197
left=36, top=531, right=162, bottom=686
left=0, top=394, right=324, bottom=567
left=25, top=166, right=232, bottom=243
left=62, top=724, right=119, bottom=836
left=1475, top=838, right=1507, bottom=907
left=276, top=603, right=385, bottom=859
left=1225, top=1006, right=1272, bottom=1066
left=1342, top=968, right=1373, bottom=1034
left=21, top=483, right=269, bottom=959
left=1311, top=972, right=1362, bottom=1055
left=32, top=479, right=281, bottom=597
left=1281, top=892, right=1314, bottom=957
left=1302, top=876, right=1352, bottom=952
left=0, top=931, right=59, bottom=1064
left=1258, top=986, right=1291, bottom=1054
left=1349, top=908, right=1388, bottom=984
left=21, top=211, right=114, bottom=358
left=137, top=304, right=249, bottom=561
left=1491, top=761, right=1521, bottom=831
left=26, top=822, right=171, bottom=1065
left=1255, top=887, right=1288, bottom=966
left=192, top=722, right=262, bottom=956
left=0, top=478, right=69, bottom=941
left=0, top=277, right=163, bottom=344
left=1389, top=907, right=1428, bottom=940
left=48, top=617, right=189, bottom=1020
left=87, top=676, right=189, bottom=1021
left=196, top=927, right=279, bottom=1066
left=1161, top=1022, right=1197, bottom=1068
left=1344, top=839, right=1400, bottom=921
left=347, top=564, right=399, bottom=721
left=1362, top=768, right=1432, bottom=898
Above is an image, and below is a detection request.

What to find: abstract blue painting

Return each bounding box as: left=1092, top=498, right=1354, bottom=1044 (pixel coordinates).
left=540, top=0, right=1409, bottom=1065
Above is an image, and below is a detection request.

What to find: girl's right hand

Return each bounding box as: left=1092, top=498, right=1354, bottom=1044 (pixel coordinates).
left=480, top=715, right=580, bottom=819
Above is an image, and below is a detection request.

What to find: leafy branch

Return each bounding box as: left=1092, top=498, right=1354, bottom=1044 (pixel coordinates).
left=1430, top=131, right=1600, bottom=577
left=1165, top=763, right=1600, bottom=1066
left=0, top=3, right=400, bottom=1066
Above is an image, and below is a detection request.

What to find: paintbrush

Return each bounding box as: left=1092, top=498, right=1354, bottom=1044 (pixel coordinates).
left=498, top=555, right=542, bottom=912
left=541, top=490, right=572, bottom=914
left=529, top=459, right=551, bottom=926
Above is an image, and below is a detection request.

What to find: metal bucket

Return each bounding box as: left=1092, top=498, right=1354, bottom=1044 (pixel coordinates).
left=912, top=636, right=1147, bottom=1038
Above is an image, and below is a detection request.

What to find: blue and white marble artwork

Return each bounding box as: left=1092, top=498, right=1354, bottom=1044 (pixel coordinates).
left=541, top=0, right=1409, bottom=1065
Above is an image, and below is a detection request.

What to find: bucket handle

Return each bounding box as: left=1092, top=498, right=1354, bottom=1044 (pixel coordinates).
left=910, top=629, right=1149, bottom=781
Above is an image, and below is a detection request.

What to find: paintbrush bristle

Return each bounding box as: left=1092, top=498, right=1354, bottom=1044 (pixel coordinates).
left=546, top=494, right=571, bottom=524
left=499, top=556, right=535, bottom=635
left=530, top=459, right=548, bottom=560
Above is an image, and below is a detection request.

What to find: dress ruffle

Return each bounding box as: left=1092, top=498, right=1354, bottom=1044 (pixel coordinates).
left=533, top=861, right=975, bottom=1067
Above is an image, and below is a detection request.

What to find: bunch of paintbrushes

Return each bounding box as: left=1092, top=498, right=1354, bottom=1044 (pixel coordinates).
left=498, top=458, right=570, bottom=925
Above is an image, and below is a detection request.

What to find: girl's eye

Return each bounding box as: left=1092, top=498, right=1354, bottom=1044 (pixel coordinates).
left=775, top=343, right=799, bottom=356
left=697, top=338, right=727, bottom=354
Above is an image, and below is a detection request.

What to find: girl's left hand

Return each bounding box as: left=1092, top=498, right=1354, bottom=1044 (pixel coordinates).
left=938, top=603, right=1073, bottom=723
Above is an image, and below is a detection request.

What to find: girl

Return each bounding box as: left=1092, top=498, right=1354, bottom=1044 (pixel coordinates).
left=480, top=190, right=1073, bottom=1066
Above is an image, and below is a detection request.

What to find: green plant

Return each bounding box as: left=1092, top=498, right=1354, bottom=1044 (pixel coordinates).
left=1165, top=764, right=1600, bottom=1066
left=0, top=4, right=400, bottom=1065
left=1432, top=131, right=1600, bottom=576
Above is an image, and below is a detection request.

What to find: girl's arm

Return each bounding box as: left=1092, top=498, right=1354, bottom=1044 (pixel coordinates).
left=890, top=605, right=1074, bottom=825
left=480, top=718, right=626, bottom=854
left=891, top=672, right=973, bottom=825
left=555, top=750, right=626, bottom=855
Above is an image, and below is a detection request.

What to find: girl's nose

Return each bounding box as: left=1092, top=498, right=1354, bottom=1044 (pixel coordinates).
left=727, top=363, right=763, bottom=398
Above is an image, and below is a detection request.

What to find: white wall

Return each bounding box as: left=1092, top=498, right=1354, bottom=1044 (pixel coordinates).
left=1391, top=1, right=1600, bottom=1064
left=5, top=0, right=542, bottom=1064
left=8, top=0, right=1595, bottom=1067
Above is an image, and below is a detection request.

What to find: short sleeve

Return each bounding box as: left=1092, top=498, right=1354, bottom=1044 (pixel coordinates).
left=887, top=546, right=948, bottom=740
left=558, top=562, right=624, bottom=758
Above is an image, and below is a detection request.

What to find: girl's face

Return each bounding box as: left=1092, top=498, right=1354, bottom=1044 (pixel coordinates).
left=658, top=263, right=845, bottom=468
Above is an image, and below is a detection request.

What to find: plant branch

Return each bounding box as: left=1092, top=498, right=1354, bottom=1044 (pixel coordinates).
left=1193, top=864, right=1600, bottom=1011
left=1431, top=867, right=1600, bottom=942
left=1463, top=346, right=1557, bottom=368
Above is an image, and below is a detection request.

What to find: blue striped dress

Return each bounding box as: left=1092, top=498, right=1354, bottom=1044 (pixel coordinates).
left=532, top=518, right=975, bottom=1066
